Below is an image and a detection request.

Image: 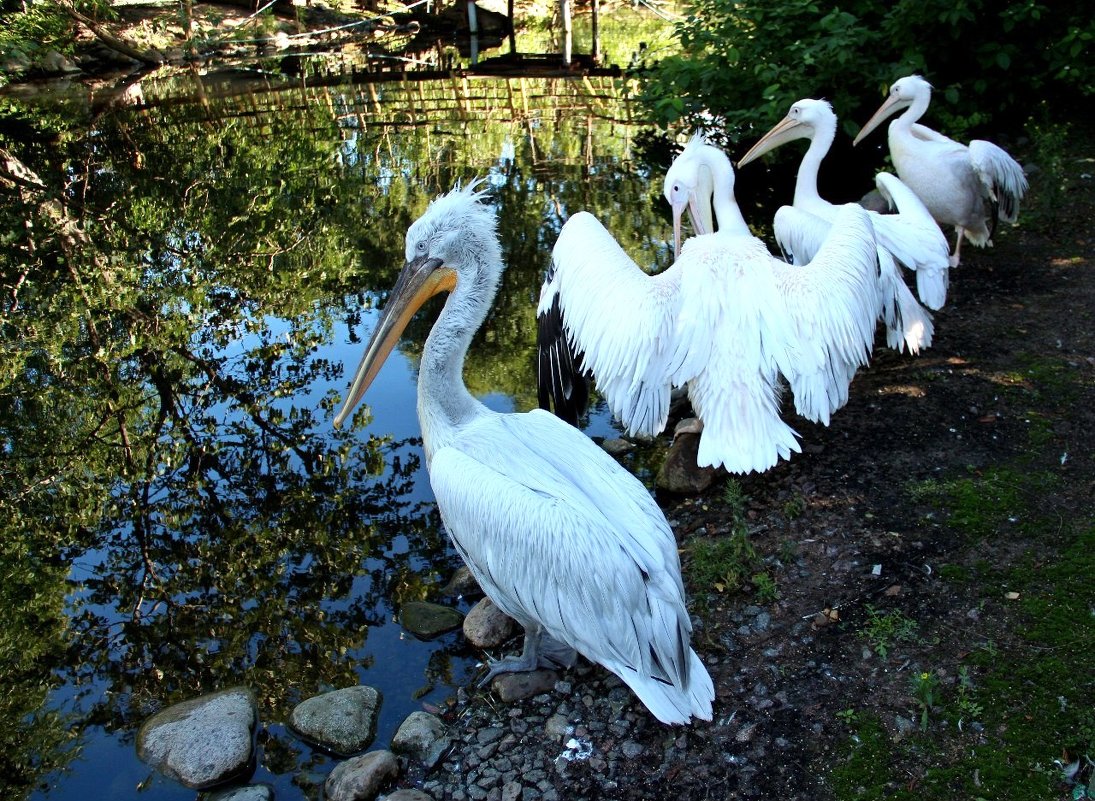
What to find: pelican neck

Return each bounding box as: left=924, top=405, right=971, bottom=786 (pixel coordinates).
left=792, top=118, right=835, bottom=209
left=416, top=264, right=497, bottom=462
left=700, top=147, right=751, bottom=236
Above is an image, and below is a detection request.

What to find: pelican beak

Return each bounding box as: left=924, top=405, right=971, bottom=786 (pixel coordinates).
left=737, top=115, right=805, bottom=167
left=671, top=196, right=688, bottom=259
left=853, top=94, right=905, bottom=146
left=670, top=192, right=711, bottom=259
left=687, top=193, right=710, bottom=237
left=333, top=255, right=457, bottom=428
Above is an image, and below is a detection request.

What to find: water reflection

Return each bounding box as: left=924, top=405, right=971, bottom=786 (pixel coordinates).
left=0, top=71, right=673, bottom=800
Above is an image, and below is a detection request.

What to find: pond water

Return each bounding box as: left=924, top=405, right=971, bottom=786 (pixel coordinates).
left=0, top=51, right=697, bottom=800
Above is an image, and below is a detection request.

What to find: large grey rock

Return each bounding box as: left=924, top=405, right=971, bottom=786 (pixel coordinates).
left=400, top=601, right=464, bottom=639
left=136, top=687, right=257, bottom=790
left=324, top=749, right=399, bottom=801
left=656, top=432, right=718, bottom=494
left=391, top=710, right=447, bottom=765
left=205, top=784, right=274, bottom=801
left=462, top=597, right=516, bottom=648
left=289, top=686, right=381, bottom=756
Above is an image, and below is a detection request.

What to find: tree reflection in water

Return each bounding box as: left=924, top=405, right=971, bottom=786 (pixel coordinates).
left=0, top=73, right=671, bottom=799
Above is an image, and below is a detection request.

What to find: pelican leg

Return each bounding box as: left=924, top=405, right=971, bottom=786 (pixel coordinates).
left=478, top=625, right=569, bottom=686
left=949, top=227, right=965, bottom=268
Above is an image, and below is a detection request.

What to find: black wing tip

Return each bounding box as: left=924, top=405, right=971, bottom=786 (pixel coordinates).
left=536, top=293, right=590, bottom=426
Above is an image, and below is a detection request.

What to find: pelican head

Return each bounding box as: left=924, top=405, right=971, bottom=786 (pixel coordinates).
left=333, top=181, right=499, bottom=428
left=663, top=133, right=725, bottom=257
left=737, top=99, right=837, bottom=167
left=853, top=75, right=932, bottom=146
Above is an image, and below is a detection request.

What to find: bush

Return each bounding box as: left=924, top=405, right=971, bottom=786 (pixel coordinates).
left=637, top=0, right=1094, bottom=143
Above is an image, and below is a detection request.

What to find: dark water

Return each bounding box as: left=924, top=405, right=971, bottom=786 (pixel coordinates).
left=0, top=65, right=684, bottom=800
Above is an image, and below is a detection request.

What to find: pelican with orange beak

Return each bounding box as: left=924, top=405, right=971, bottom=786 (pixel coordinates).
left=334, top=181, right=714, bottom=725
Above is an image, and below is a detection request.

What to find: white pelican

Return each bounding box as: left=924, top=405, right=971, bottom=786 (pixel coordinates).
left=853, top=75, right=1028, bottom=268
left=736, top=98, right=944, bottom=351
left=664, top=136, right=883, bottom=426
left=333, top=182, right=714, bottom=725
left=538, top=135, right=881, bottom=471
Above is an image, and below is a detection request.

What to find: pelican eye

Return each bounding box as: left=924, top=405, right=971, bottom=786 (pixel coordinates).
left=415, top=240, right=428, bottom=253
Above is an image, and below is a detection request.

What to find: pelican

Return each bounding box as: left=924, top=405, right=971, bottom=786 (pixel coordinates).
left=665, top=135, right=883, bottom=426
left=333, top=182, right=714, bottom=725
left=853, top=75, right=1028, bottom=268
left=538, top=135, right=881, bottom=471
left=737, top=98, right=944, bottom=352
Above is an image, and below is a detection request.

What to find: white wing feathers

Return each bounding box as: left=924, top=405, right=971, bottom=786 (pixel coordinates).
left=430, top=409, right=714, bottom=724
left=770, top=204, right=881, bottom=425
left=772, top=205, right=831, bottom=266
left=968, top=139, right=1027, bottom=223
left=873, top=172, right=951, bottom=310
left=671, top=233, right=802, bottom=472
left=877, top=247, right=935, bottom=354
left=542, top=212, right=680, bottom=436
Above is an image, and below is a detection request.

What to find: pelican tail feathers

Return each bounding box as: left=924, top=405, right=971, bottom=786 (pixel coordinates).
left=969, top=139, right=1028, bottom=223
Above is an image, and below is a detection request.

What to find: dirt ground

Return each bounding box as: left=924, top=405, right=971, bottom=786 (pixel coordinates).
left=394, top=125, right=1095, bottom=801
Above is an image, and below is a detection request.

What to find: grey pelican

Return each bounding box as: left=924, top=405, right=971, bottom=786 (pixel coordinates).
left=853, top=75, right=1028, bottom=267
left=538, top=135, right=881, bottom=469
left=737, top=97, right=943, bottom=351
left=334, top=182, right=714, bottom=725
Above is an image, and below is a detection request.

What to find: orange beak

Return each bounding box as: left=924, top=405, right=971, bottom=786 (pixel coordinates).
left=333, top=255, right=457, bottom=428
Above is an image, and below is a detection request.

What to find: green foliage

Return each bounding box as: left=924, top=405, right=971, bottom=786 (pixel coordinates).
left=781, top=491, right=806, bottom=520
left=751, top=571, right=779, bottom=603
left=908, top=465, right=1057, bottom=540
left=909, top=671, right=939, bottom=731
left=0, top=0, right=114, bottom=68
left=637, top=0, right=1094, bottom=142
left=859, top=604, right=918, bottom=658
left=831, top=525, right=1095, bottom=800
left=687, top=528, right=760, bottom=595
left=721, top=477, right=748, bottom=528
left=952, top=665, right=984, bottom=722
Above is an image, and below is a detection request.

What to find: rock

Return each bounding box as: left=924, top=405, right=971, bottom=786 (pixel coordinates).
left=442, top=565, right=482, bottom=597
left=1, top=52, right=31, bottom=75
left=400, top=600, right=464, bottom=639
left=385, top=791, right=435, bottom=801
left=391, top=711, right=447, bottom=765
left=491, top=670, right=559, bottom=702
left=601, top=437, right=634, bottom=456
left=544, top=713, right=571, bottom=740
left=656, top=433, right=718, bottom=494
left=463, top=598, right=517, bottom=648
left=324, top=750, right=399, bottom=801
left=501, top=781, right=522, bottom=801
left=38, top=50, right=81, bottom=74
left=205, top=784, right=275, bottom=801
left=136, top=686, right=257, bottom=790
left=289, top=686, right=381, bottom=756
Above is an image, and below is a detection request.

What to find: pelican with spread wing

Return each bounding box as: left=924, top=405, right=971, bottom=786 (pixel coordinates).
left=538, top=135, right=882, bottom=471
